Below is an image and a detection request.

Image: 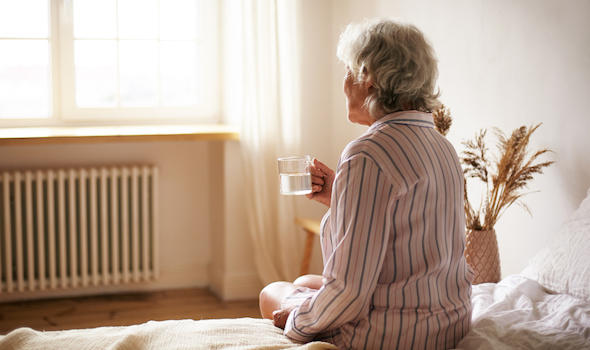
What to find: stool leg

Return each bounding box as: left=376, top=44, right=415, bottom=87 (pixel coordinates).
left=299, top=230, right=315, bottom=276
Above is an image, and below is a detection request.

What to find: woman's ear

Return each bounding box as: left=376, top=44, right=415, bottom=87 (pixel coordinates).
left=364, top=78, right=375, bottom=95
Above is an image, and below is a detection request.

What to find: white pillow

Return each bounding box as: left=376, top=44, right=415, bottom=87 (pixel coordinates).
left=521, top=187, right=590, bottom=301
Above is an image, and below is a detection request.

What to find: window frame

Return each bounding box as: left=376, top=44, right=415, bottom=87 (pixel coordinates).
left=0, top=0, right=220, bottom=128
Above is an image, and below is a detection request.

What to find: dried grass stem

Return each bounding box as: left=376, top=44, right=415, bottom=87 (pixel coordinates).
left=461, top=123, right=554, bottom=230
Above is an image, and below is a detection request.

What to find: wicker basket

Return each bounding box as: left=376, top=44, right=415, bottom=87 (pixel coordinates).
left=465, top=229, right=501, bottom=284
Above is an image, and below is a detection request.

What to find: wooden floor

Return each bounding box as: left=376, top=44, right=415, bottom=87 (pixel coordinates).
left=0, top=288, right=261, bottom=335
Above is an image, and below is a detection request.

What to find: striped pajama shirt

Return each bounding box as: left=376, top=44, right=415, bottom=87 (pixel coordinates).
left=283, top=111, right=473, bottom=349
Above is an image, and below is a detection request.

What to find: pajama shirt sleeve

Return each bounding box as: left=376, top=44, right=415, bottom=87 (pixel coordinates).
left=284, top=154, right=394, bottom=342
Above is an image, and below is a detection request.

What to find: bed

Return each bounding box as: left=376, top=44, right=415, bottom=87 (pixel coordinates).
left=456, top=186, right=590, bottom=349
left=0, top=317, right=337, bottom=350
left=1, top=190, right=589, bottom=350
left=456, top=275, right=590, bottom=349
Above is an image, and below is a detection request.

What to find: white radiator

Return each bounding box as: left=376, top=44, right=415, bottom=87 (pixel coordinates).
left=0, top=165, right=159, bottom=294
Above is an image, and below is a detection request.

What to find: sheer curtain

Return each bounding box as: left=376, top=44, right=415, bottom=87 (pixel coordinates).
left=223, top=0, right=304, bottom=284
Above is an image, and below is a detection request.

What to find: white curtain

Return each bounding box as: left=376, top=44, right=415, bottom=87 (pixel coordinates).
left=223, top=0, right=304, bottom=284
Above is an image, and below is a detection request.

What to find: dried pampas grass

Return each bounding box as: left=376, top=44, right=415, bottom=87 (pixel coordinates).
left=462, top=124, right=554, bottom=230
left=432, top=106, right=555, bottom=231
left=433, top=104, right=452, bottom=136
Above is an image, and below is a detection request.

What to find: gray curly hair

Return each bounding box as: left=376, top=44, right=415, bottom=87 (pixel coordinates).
left=337, top=19, right=441, bottom=118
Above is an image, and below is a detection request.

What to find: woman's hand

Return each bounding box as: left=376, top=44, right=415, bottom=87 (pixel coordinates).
left=306, top=159, right=335, bottom=207
left=272, top=306, right=295, bottom=329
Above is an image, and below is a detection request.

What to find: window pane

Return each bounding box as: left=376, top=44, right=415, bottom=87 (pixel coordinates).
left=160, top=0, right=198, bottom=40
left=0, top=0, right=48, bottom=38
left=0, top=40, right=50, bottom=118
left=73, top=0, right=116, bottom=38
left=119, top=40, right=158, bottom=107
left=74, top=40, right=117, bottom=107
left=118, top=0, right=158, bottom=39
left=160, top=41, right=198, bottom=106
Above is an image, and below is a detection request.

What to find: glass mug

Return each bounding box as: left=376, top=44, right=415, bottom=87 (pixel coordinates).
left=278, top=155, right=313, bottom=195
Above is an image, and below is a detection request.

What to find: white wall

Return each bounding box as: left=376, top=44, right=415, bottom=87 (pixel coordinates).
left=329, top=0, right=590, bottom=276
left=207, top=141, right=260, bottom=300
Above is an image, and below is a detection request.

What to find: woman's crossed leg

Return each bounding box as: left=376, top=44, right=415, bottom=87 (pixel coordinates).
left=259, top=274, right=323, bottom=319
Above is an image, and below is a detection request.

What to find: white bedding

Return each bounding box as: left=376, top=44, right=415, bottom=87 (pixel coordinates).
left=0, top=318, right=336, bottom=350
left=455, top=274, right=590, bottom=349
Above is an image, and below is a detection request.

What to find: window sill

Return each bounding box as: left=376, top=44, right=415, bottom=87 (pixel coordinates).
left=0, top=124, right=239, bottom=146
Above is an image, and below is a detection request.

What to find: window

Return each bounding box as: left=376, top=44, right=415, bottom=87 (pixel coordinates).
left=0, top=0, right=51, bottom=120
left=0, top=0, right=219, bottom=126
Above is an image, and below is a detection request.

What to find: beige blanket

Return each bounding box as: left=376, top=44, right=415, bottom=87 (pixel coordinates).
left=0, top=318, right=337, bottom=350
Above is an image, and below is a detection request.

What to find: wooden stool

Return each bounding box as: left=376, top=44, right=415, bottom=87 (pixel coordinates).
left=295, top=217, right=321, bottom=275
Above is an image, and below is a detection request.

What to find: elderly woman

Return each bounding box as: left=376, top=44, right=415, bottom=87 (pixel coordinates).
left=260, top=19, right=472, bottom=349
